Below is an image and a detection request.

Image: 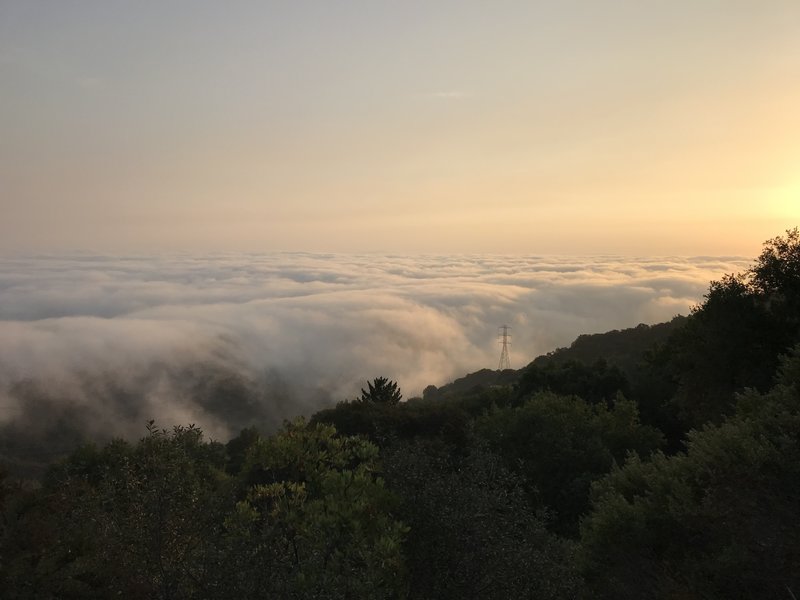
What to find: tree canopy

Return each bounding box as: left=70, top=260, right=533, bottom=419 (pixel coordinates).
left=360, top=377, right=403, bottom=405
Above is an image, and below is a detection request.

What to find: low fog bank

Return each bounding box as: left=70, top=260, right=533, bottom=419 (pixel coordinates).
left=0, top=253, right=748, bottom=468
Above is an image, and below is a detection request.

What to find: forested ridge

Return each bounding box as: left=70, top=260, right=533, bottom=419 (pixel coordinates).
left=2, top=230, right=799, bottom=599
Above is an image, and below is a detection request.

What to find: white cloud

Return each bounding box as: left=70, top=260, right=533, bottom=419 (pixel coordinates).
left=0, top=253, right=749, bottom=446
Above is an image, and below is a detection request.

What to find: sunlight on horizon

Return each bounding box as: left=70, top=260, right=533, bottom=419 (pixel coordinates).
left=769, top=184, right=800, bottom=221
left=1, top=2, right=799, bottom=256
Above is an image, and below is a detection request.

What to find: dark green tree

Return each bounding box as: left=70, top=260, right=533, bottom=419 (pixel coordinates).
left=654, top=228, right=800, bottom=429
left=516, top=358, right=630, bottom=405
left=476, top=391, right=663, bottom=534
left=382, top=440, right=582, bottom=599
left=579, top=345, right=800, bottom=599
left=360, top=377, right=403, bottom=405
left=0, top=425, right=233, bottom=599
left=229, top=418, right=407, bottom=599
left=749, top=227, right=800, bottom=340
left=750, top=227, right=800, bottom=297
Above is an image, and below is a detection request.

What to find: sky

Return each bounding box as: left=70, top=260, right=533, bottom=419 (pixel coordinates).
left=2, top=1, right=799, bottom=255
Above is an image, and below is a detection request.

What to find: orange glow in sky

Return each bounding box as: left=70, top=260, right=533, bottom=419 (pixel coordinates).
left=1, top=1, right=798, bottom=256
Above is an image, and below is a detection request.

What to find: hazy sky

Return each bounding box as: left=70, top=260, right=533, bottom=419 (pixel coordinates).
left=2, top=1, right=799, bottom=255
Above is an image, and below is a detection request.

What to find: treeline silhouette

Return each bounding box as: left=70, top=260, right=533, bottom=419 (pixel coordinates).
left=2, top=229, right=800, bottom=599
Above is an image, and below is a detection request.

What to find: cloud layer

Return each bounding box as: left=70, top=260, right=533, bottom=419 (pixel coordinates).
left=0, top=253, right=749, bottom=458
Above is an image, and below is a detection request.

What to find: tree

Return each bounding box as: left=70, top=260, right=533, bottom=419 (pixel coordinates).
left=750, top=227, right=800, bottom=343
left=516, top=358, right=630, bottom=405
left=476, top=391, right=663, bottom=535
left=750, top=227, right=800, bottom=299
left=0, top=420, right=407, bottom=600
left=665, top=273, right=778, bottom=427
left=360, top=377, right=403, bottom=406
left=382, top=439, right=582, bottom=599
left=229, top=418, right=407, bottom=599
left=579, top=345, right=800, bottom=599
left=654, top=228, right=800, bottom=429
left=0, top=424, right=233, bottom=599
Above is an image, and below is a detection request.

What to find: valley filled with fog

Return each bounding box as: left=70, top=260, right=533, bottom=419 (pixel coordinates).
left=0, top=253, right=748, bottom=446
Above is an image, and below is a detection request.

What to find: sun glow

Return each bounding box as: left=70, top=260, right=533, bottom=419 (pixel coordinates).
left=769, top=184, right=800, bottom=219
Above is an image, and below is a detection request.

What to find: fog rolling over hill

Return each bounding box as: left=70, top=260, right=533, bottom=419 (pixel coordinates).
left=0, top=253, right=748, bottom=459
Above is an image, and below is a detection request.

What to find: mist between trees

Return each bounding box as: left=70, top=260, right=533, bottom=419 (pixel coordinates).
left=1, top=230, right=799, bottom=598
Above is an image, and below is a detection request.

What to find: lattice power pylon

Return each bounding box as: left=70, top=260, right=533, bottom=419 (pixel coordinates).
left=498, top=325, right=512, bottom=370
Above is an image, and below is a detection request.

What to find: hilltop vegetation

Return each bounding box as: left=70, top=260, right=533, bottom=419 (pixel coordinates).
left=1, top=229, right=799, bottom=598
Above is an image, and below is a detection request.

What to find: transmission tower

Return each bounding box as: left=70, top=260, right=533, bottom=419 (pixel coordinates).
left=498, top=325, right=512, bottom=370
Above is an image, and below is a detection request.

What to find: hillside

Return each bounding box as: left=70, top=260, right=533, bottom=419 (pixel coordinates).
left=425, top=316, right=686, bottom=400
left=531, top=316, right=688, bottom=376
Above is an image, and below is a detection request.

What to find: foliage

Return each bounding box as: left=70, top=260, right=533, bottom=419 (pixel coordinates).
left=663, top=273, right=780, bottom=427
left=382, top=439, right=582, bottom=599
left=580, top=346, right=800, bottom=599
left=0, top=421, right=405, bottom=599
left=656, top=228, right=800, bottom=429
left=360, top=377, right=403, bottom=406
left=224, top=426, right=262, bottom=475
left=750, top=226, right=800, bottom=303
left=229, top=418, right=407, bottom=599
left=532, top=317, right=687, bottom=378
left=311, top=394, right=475, bottom=448
left=422, top=368, right=520, bottom=400
left=0, top=424, right=232, bottom=599
left=476, top=391, right=663, bottom=534
left=516, top=358, right=630, bottom=405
